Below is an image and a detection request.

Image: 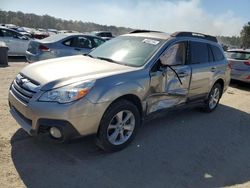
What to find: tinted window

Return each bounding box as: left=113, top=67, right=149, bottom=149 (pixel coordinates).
left=105, top=32, right=112, bottom=37
left=93, top=38, right=105, bottom=47
left=208, top=45, right=214, bottom=62
left=211, top=45, right=225, bottom=61
left=160, top=42, right=186, bottom=66
left=63, top=37, right=74, bottom=46
left=2, top=29, right=22, bottom=38
left=77, top=37, right=93, bottom=49
left=190, top=41, right=209, bottom=64
left=63, top=37, right=93, bottom=49
left=0, top=29, right=3, bottom=37
left=226, top=51, right=250, bottom=60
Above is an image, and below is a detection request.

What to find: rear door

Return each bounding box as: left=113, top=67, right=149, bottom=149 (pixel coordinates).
left=1, top=29, right=29, bottom=55
left=147, top=41, right=192, bottom=114
left=188, top=41, right=215, bottom=99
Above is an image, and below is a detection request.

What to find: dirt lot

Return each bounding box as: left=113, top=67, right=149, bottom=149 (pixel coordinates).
left=0, top=59, right=250, bottom=188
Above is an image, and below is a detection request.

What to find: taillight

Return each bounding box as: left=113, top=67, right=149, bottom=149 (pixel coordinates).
left=39, top=44, right=50, bottom=52
left=228, top=61, right=232, bottom=69
left=246, top=75, right=250, bottom=79
left=244, top=61, right=250, bottom=66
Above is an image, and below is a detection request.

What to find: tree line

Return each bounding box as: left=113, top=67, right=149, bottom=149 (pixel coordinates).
left=0, top=10, right=250, bottom=48
left=0, top=10, right=132, bottom=36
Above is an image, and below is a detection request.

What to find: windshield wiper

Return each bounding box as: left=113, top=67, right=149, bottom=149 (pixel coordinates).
left=95, top=56, right=120, bottom=64
left=85, top=55, right=133, bottom=67
left=83, top=54, right=94, bottom=58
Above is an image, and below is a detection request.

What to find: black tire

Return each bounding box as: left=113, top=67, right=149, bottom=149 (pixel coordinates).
left=203, top=83, right=222, bottom=112
left=96, top=99, right=141, bottom=152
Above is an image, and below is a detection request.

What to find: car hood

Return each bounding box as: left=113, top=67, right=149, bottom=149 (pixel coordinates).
left=21, top=55, right=136, bottom=90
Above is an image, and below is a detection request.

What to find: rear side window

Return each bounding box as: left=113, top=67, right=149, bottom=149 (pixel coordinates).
left=0, top=29, right=3, bottom=37
left=105, top=32, right=112, bottom=37
left=210, top=45, right=225, bottom=61
left=190, top=41, right=209, bottom=64
left=63, top=37, right=93, bottom=49
left=93, top=38, right=105, bottom=47
left=1, top=29, right=22, bottom=38
left=226, top=51, right=250, bottom=60
left=63, top=37, right=74, bottom=46
left=77, top=37, right=93, bottom=49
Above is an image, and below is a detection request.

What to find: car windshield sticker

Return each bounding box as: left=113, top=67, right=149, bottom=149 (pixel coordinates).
left=142, top=39, right=159, bottom=45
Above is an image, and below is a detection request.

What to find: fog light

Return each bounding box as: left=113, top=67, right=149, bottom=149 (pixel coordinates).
left=49, top=127, right=62, bottom=139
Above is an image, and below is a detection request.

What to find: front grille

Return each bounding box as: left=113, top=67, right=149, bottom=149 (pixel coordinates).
left=11, top=74, right=40, bottom=104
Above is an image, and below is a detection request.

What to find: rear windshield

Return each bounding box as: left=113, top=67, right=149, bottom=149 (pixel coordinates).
left=41, top=34, right=67, bottom=42
left=226, top=51, right=250, bottom=60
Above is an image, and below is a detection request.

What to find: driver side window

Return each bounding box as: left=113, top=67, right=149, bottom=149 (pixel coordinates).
left=160, top=42, right=186, bottom=66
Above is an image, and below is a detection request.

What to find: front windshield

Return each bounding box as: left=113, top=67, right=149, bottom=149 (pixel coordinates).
left=89, top=36, right=164, bottom=67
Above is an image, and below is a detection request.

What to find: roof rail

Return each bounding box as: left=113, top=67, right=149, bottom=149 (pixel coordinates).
left=129, top=30, right=163, bottom=34
left=171, top=31, right=218, bottom=42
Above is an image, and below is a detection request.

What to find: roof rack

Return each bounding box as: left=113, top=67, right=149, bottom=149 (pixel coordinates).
left=129, top=30, right=163, bottom=34
left=171, top=31, right=218, bottom=42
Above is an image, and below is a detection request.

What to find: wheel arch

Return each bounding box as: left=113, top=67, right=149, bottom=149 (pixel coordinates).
left=107, top=94, right=143, bottom=118
left=97, top=94, right=143, bottom=133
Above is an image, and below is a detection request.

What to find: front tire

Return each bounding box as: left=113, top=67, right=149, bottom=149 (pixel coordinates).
left=96, top=99, right=141, bottom=152
left=203, top=83, right=222, bottom=112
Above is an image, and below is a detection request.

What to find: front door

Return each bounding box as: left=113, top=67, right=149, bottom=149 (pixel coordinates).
left=147, top=42, right=192, bottom=114
left=0, top=29, right=29, bottom=55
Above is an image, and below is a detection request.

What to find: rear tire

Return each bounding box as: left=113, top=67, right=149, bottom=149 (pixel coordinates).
left=203, top=83, right=222, bottom=112
left=96, top=99, right=140, bottom=152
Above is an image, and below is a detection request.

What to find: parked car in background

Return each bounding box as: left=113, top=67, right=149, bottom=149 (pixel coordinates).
left=47, top=29, right=58, bottom=34
left=9, top=31, right=230, bottom=151
left=91, top=31, right=114, bottom=40
left=0, top=26, right=31, bottom=56
left=226, top=49, right=250, bottom=83
left=58, top=30, right=79, bottom=34
left=26, top=33, right=105, bottom=62
left=3, top=24, right=17, bottom=29
left=14, top=27, right=33, bottom=38
left=32, top=29, right=49, bottom=39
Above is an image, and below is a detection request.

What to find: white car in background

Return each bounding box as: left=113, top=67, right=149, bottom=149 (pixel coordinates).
left=0, top=26, right=31, bottom=56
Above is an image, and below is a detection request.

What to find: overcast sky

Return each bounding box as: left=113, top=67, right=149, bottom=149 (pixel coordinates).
left=1, top=0, right=250, bottom=36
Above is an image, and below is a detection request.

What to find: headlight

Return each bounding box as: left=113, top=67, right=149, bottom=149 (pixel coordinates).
left=39, top=80, right=95, bottom=103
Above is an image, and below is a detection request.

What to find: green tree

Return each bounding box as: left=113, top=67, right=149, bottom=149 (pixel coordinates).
left=240, top=22, right=250, bottom=48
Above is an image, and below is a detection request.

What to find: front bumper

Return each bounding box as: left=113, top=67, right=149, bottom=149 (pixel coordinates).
left=8, top=89, right=109, bottom=138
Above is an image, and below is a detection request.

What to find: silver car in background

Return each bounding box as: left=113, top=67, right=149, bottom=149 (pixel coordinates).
left=26, top=33, right=105, bottom=62
left=0, top=26, right=31, bottom=56
left=226, top=49, right=250, bottom=83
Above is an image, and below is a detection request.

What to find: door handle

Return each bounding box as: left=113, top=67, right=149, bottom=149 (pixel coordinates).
left=74, top=48, right=81, bottom=51
left=210, top=67, right=217, bottom=72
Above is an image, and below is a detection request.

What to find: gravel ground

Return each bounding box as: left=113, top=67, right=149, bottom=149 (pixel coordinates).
left=0, top=59, right=250, bottom=188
